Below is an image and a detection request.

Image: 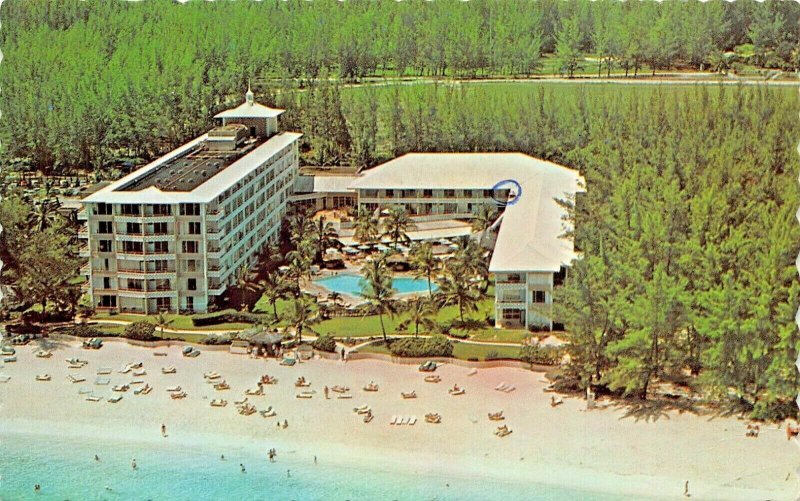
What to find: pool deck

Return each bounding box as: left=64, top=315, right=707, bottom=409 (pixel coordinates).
left=302, top=264, right=431, bottom=307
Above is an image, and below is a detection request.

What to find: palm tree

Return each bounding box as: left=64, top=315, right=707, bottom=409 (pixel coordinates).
left=29, top=197, right=61, bottom=232
left=471, top=205, right=498, bottom=233
left=288, top=208, right=314, bottom=241
left=286, top=238, right=314, bottom=296
left=285, top=296, right=319, bottom=343
left=312, top=216, right=338, bottom=263
left=234, top=266, right=260, bottom=311
left=258, top=271, right=288, bottom=321
left=327, top=291, right=343, bottom=306
left=353, top=208, right=379, bottom=245
left=360, top=257, right=397, bottom=341
left=382, top=206, right=415, bottom=250
left=154, top=312, right=174, bottom=338
left=437, top=263, right=480, bottom=324
left=453, top=236, right=490, bottom=293
left=398, top=297, right=437, bottom=337
left=409, top=242, right=437, bottom=297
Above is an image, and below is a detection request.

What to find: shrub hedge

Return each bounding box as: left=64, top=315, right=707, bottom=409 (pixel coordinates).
left=519, top=345, right=563, bottom=365
left=312, top=335, right=337, bottom=353
left=389, top=334, right=453, bottom=358
left=124, top=321, right=157, bottom=341
left=191, top=309, right=270, bottom=326
left=56, top=324, right=104, bottom=338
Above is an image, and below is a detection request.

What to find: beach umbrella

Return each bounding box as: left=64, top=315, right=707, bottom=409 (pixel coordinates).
left=278, top=265, right=290, bottom=272
left=358, top=245, right=371, bottom=250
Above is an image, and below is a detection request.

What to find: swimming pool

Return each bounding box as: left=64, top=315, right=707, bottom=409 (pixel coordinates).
left=313, top=274, right=436, bottom=296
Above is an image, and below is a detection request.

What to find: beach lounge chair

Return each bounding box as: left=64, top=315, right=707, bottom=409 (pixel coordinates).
left=363, top=413, right=374, bottom=423
left=108, top=395, right=123, bottom=403
left=129, top=362, right=143, bottom=369
left=353, top=404, right=370, bottom=413
left=133, top=369, right=146, bottom=377
left=390, top=415, right=398, bottom=425
left=495, top=426, right=512, bottom=438
left=0, top=375, right=10, bottom=383
left=36, top=374, right=51, bottom=382
left=260, top=375, right=277, bottom=385
left=279, top=357, right=296, bottom=366
left=260, top=406, right=277, bottom=418
left=129, top=379, right=144, bottom=385
left=296, top=393, right=313, bottom=399
left=68, top=374, right=86, bottom=383
left=85, top=395, right=102, bottom=402
left=503, top=385, right=516, bottom=393
left=495, top=382, right=508, bottom=391
left=418, top=361, right=437, bottom=372
left=154, top=352, right=167, bottom=357
left=35, top=350, right=53, bottom=358
left=112, top=384, right=130, bottom=392
left=204, top=371, right=221, bottom=380
left=4, top=356, right=17, bottom=363
left=118, top=366, right=132, bottom=374
left=134, top=384, right=151, bottom=395
left=234, top=397, right=248, bottom=405
left=294, top=378, right=311, bottom=387
left=161, top=366, right=177, bottom=374
left=0, top=346, right=14, bottom=356
left=488, top=411, right=505, bottom=421
left=166, top=386, right=182, bottom=392
left=448, top=386, right=465, bottom=396
left=409, top=416, right=417, bottom=426
left=424, top=375, right=441, bottom=383
left=245, top=387, right=264, bottom=396
left=467, top=368, right=478, bottom=376
left=337, top=394, right=353, bottom=399
left=550, top=396, right=564, bottom=407
left=171, top=391, right=187, bottom=399
left=331, top=385, right=349, bottom=393
left=214, top=381, right=230, bottom=391
left=363, top=382, right=379, bottom=392
left=210, top=399, right=228, bottom=407
left=94, top=377, right=111, bottom=386
left=97, top=367, right=112, bottom=375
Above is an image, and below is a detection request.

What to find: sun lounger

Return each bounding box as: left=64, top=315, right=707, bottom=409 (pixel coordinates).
left=214, top=381, right=230, bottom=391
left=161, top=366, right=177, bottom=374
left=166, top=386, right=182, bottom=392
left=94, top=377, right=111, bottom=385
left=210, top=399, right=228, bottom=407
left=331, top=385, right=349, bottom=393
left=260, top=407, right=276, bottom=418
left=488, top=411, right=505, bottom=421
left=467, top=368, right=478, bottom=376
left=97, top=368, right=112, bottom=375
left=495, top=382, right=508, bottom=391
left=363, top=413, right=374, bottom=423
left=245, top=387, right=263, bottom=396
left=353, top=404, right=370, bottom=413
left=108, top=395, right=123, bottom=403
left=36, top=374, right=51, bottom=382
left=112, top=384, right=130, bottom=392
left=204, top=371, right=221, bottom=380
left=409, top=416, right=417, bottom=426
left=234, top=397, right=248, bottom=405
left=129, top=379, right=144, bottom=385
left=133, top=369, right=146, bottom=377
left=503, top=385, right=516, bottom=393
left=363, top=384, right=379, bottom=392
left=85, top=395, right=102, bottom=402
left=118, top=367, right=132, bottom=374
left=390, top=415, right=398, bottom=425
left=134, top=384, right=152, bottom=395
left=337, top=394, right=353, bottom=399
left=424, top=375, right=441, bottom=383
left=356, top=407, right=372, bottom=415
left=280, top=357, right=296, bottom=366
left=0, top=375, right=11, bottom=383
left=68, top=374, right=86, bottom=383
left=35, top=350, right=52, bottom=358
left=171, top=391, right=187, bottom=399
left=296, top=393, right=313, bottom=399
left=3, top=356, right=16, bottom=363
left=401, top=391, right=417, bottom=399
left=154, top=352, right=168, bottom=357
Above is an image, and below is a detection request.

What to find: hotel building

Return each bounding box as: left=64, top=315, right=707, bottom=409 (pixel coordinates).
left=79, top=89, right=301, bottom=314
left=349, top=153, right=584, bottom=330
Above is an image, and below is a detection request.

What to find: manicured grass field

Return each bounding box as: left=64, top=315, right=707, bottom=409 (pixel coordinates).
left=91, top=313, right=251, bottom=332
left=92, top=323, right=208, bottom=344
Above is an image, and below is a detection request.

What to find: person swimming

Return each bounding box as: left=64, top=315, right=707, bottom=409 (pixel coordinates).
left=221, top=454, right=225, bottom=460
left=94, top=454, right=100, bottom=461
left=240, top=463, right=246, bottom=473
left=131, top=459, right=137, bottom=470
left=34, top=484, right=40, bottom=492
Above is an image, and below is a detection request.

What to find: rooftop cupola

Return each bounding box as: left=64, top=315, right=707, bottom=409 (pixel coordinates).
left=214, top=84, right=285, bottom=139
left=245, top=82, right=254, bottom=106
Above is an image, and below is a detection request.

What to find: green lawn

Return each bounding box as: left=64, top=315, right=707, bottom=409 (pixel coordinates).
left=92, top=323, right=208, bottom=344
left=91, top=312, right=251, bottom=332
left=468, top=328, right=529, bottom=344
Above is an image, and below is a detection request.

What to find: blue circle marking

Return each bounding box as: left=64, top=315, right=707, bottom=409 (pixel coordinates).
left=490, top=179, right=522, bottom=207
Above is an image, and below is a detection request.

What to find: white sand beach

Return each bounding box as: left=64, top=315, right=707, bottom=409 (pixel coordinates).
left=1, top=339, right=798, bottom=500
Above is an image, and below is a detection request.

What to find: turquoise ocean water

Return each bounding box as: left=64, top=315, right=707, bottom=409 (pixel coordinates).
left=0, top=432, right=616, bottom=500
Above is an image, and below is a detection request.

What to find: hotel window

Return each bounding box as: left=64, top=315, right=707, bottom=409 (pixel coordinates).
left=187, top=278, right=197, bottom=291
left=423, top=189, right=433, bottom=198
left=152, top=241, right=169, bottom=254
left=186, top=259, right=198, bottom=272
left=156, top=298, right=171, bottom=311
left=120, top=204, right=140, bottom=216
left=149, top=222, right=167, bottom=235
left=151, top=204, right=171, bottom=216
left=188, top=222, right=201, bottom=235
left=99, top=295, right=116, bottom=307
left=179, top=203, right=200, bottom=216
left=153, top=260, right=169, bottom=272
left=483, top=189, right=493, bottom=198
left=385, top=189, right=394, bottom=198
left=98, top=221, right=113, bottom=234
left=532, top=291, right=546, bottom=303
left=186, top=297, right=194, bottom=311
left=98, top=239, right=112, bottom=252
left=126, top=222, right=142, bottom=234
left=103, top=277, right=112, bottom=289
left=95, top=203, right=112, bottom=215
left=122, top=241, right=143, bottom=253
left=182, top=241, right=199, bottom=254
left=444, top=189, right=455, bottom=198
left=502, top=309, right=523, bottom=320
left=464, top=189, right=473, bottom=198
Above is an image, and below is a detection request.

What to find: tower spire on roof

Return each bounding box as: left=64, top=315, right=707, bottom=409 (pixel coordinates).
left=246, top=80, right=254, bottom=106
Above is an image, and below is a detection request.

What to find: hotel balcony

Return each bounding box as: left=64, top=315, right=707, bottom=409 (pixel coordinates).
left=78, top=245, right=90, bottom=258
left=206, top=208, right=226, bottom=221
left=77, top=208, right=88, bottom=221
left=80, top=263, right=90, bottom=275
left=78, top=227, right=89, bottom=239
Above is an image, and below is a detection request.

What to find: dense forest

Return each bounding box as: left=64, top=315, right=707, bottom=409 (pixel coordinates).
left=0, top=2, right=798, bottom=420
left=2, top=0, right=800, bottom=172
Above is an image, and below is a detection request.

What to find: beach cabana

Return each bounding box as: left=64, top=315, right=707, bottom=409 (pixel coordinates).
left=250, top=332, right=284, bottom=357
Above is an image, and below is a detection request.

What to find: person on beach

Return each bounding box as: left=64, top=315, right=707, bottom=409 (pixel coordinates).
left=161, top=424, right=166, bottom=437
left=283, top=420, right=288, bottom=429
left=314, top=455, right=317, bottom=464
left=324, top=386, right=329, bottom=399
left=684, top=480, right=690, bottom=497
left=341, top=347, right=345, bottom=360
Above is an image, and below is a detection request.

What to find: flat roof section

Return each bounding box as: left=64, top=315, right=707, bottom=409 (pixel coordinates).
left=118, top=137, right=265, bottom=193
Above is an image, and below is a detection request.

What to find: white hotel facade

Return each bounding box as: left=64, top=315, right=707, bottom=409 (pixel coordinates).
left=80, top=89, right=301, bottom=314
left=80, top=93, right=583, bottom=329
